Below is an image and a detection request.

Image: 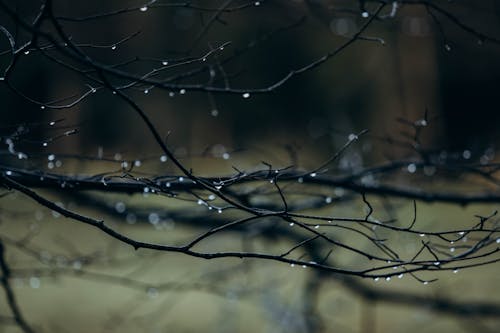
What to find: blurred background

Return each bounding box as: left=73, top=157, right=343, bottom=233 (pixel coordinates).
left=1, top=0, right=500, bottom=332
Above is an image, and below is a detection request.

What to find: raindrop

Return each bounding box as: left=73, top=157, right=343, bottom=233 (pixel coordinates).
left=5, top=170, right=12, bottom=176
left=222, top=152, right=230, bottom=160
left=450, top=247, right=455, bottom=252
left=40, top=105, right=45, bottom=110
left=434, top=261, right=440, bottom=266
left=361, top=11, right=369, bottom=18
left=419, top=233, right=425, bottom=237
left=160, top=155, right=168, bottom=162
left=197, top=199, right=204, bottom=205
left=134, top=160, right=142, bottom=167
left=215, top=185, right=222, bottom=190
left=111, top=45, right=117, bottom=50
left=162, top=61, right=168, bottom=66
left=385, top=277, right=391, bottom=281
left=72, top=261, right=82, bottom=270
left=211, top=109, right=219, bottom=117
left=169, top=92, right=175, bottom=97
left=462, top=150, right=471, bottom=159
left=374, top=277, right=379, bottom=282
left=148, top=213, right=160, bottom=224
left=42, top=142, right=48, bottom=147
left=49, top=121, right=56, bottom=126
left=289, top=222, right=294, bottom=227
left=242, top=92, right=250, bottom=99
left=178, top=176, right=184, bottom=182
left=121, top=161, right=129, bottom=168
left=398, top=274, right=404, bottom=279
left=146, top=287, right=159, bottom=298
left=325, top=196, right=332, bottom=204
left=290, top=263, right=295, bottom=267
left=255, top=1, right=260, bottom=5
left=140, top=6, right=148, bottom=12
left=407, top=163, right=417, bottom=173
left=298, top=177, right=303, bottom=183
left=115, top=202, right=126, bottom=213
left=496, top=238, right=500, bottom=244
left=314, top=225, right=320, bottom=229
left=423, top=281, right=429, bottom=285
left=144, top=89, right=149, bottom=94
left=48, top=154, right=55, bottom=161
left=302, top=265, right=307, bottom=268
left=24, top=50, right=30, bottom=55
left=310, top=172, right=317, bottom=177
left=217, top=209, right=222, bottom=214
left=453, top=269, right=459, bottom=273
left=143, top=187, right=150, bottom=193
left=458, top=231, right=465, bottom=236
left=348, top=133, right=358, bottom=141
left=17, top=152, right=27, bottom=159
left=29, top=277, right=40, bottom=289
left=208, top=194, right=216, bottom=200
left=126, top=213, right=137, bottom=224
left=444, top=43, right=451, bottom=51
left=179, top=89, right=186, bottom=94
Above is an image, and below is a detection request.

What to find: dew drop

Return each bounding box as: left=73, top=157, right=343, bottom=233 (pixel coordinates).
left=222, top=152, right=230, bottom=160
left=297, top=177, right=303, bottom=183
left=242, top=92, right=250, bottom=99
left=211, top=109, right=219, bottom=117
left=42, top=142, right=48, bottom=147
left=178, top=176, right=184, bottom=182
left=325, top=196, right=332, bottom=204
left=5, top=170, right=12, bottom=176
left=254, top=1, right=261, bottom=5
left=160, top=155, right=167, bottom=162
left=419, top=233, right=425, bottom=237
left=314, top=225, right=320, bottom=229
left=140, top=6, right=148, bottom=12
left=453, top=269, right=459, bottom=273
left=179, top=89, right=186, bottom=94
left=385, top=277, right=391, bottom=281
left=289, top=222, right=294, bottom=227
left=450, top=247, right=455, bottom=252
left=496, top=238, right=500, bottom=244
left=49, top=121, right=56, bottom=126
left=111, top=45, right=117, bottom=50
left=290, top=263, right=295, bottom=267
left=361, top=11, right=369, bottom=18
left=462, top=150, right=471, bottom=159
left=24, top=50, right=30, bottom=55
left=134, top=160, right=142, bottom=167
left=40, top=105, right=45, bottom=110
left=398, top=273, right=404, bottom=279
left=144, top=89, right=149, bottom=94
left=423, top=281, right=429, bottom=285
left=162, top=61, right=168, bottom=66
left=444, top=43, right=451, bottom=51
left=217, top=209, right=222, bottom=214
left=374, top=277, right=379, bottom=282
left=310, top=172, right=317, bottom=177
